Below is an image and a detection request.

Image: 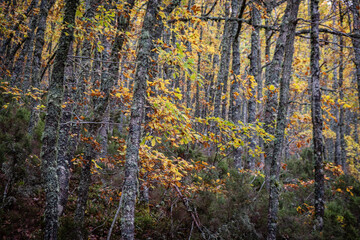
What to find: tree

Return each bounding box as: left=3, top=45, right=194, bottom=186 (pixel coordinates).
left=267, top=1, right=301, bottom=239
left=40, top=0, right=79, bottom=238
left=310, top=0, right=324, bottom=232
left=120, top=0, right=163, bottom=239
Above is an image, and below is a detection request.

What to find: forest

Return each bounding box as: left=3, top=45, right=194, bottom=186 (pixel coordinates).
left=0, top=0, right=360, bottom=239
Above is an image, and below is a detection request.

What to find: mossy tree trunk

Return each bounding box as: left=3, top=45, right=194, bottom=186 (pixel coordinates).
left=120, top=0, right=180, bottom=238
left=267, top=1, right=300, bottom=239
left=230, top=0, right=246, bottom=169
left=350, top=0, right=360, bottom=107
left=40, top=0, right=79, bottom=239
left=247, top=2, right=261, bottom=170
left=310, top=0, right=324, bottom=232
left=263, top=1, right=292, bottom=187
left=120, top=0, right=163, bottom=239
left=73, top=0, right=136, bottom=238
left=213, top=2, right=232, bottom=119
left=28, top=0, right=56, bottom=135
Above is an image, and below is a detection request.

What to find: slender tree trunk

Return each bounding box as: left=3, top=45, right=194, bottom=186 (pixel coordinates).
left=263, top=1, right=292, bottom=187
left=28, top=0, right=56, bottom=135
left=213, top=2, right=232, bottom=119
left=334, top=13, right=346, bottom=171
left=56, top=45, right=75, bottom=217
left=267, top=1, right=300, bottom=239
left=40, top=0, right=79, bottom=238
left=350, top=0, right=360, bottom=107
left=10, top=4, right=39, bottom=89
left=310, top=0, right=324, bottom=232
left=230, top=0, right=246, bottom=170
left=120, top=0, right=179, bottom=238
left=247, top=2, right=261, bottom=170
left=74, top=0, right=136, bottom=238
left=120, top=0, right=160, bottom=238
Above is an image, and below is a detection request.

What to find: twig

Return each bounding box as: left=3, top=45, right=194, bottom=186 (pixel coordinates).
left=188, top=221, right=194, bottom=240
left=107, top=192, right=124, bottom=240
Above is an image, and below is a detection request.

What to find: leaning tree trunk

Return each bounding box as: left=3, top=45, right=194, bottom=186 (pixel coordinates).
left=267, top=1, right=300, bottom=239
left=310, top=0, right=324, bottom=232
left=40, top=0, right=79, bottom=238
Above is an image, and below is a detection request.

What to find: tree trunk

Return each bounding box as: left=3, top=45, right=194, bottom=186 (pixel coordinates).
left=310, top=0, right=324, bottom=232
left=74, top=0, right=136, bottom=238
left=247, top=2, right=261, bottom=170
left=213, top=2, right=232, bottom=119
left=10, top=5, right=39, bottom=90
left=40, top=0, right=79, bottom=238
left=350, top=0, right=360, bottom=107
left=334, top=13, right=346, bottom=171
left=56, top=45, right=75, bottom=217
left=267, top=1, right=300, bottom=239
left=263, top=0, right=292, bottom=187
left=230, top=0, right=246, bottom=169
left=120, top=0, right=180, bottom=238
left=28, top=0, right=56, bottom=135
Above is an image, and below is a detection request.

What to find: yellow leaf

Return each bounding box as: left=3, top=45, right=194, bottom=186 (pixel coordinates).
left=269, top=85, right=275, bottom=91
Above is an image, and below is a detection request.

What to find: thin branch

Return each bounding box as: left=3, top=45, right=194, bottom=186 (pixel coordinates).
left=107, top=192, right=124, bottom=240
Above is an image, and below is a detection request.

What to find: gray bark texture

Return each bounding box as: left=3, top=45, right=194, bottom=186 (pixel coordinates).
left=120, top=0, right=162, bottom=239
left=120, top=0, right=180, bottom=238
left=267, top=1, right=300, bottom=239
left=247, top=2, right=261, bottom=170
left=57, top=48, right=75, bottom=217
left=40, top=0, right=79, bottom=239
left=350, top=0, right=360, bottom=107
left=74, top=0, right=136, bottom=238
left=213, top=2, right=232, bottom=119
left=310, top=0, right=325, bottom=232
left=334, top=23, right=346, bottom=171
left=263, top=1, right=293, bottom=187
left=28, top=0, right=56, bottom=135
left=230, top=0, right=246, bottom=169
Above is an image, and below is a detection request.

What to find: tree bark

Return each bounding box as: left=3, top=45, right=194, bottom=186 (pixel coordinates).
left=120, top=1, right=162, bottom=239
left=350, top=0, right=360, bottom=107
left=213, top=2, right=232, bottom=119
left=120, top=0, right=180, bottom=238
left=56, top=45, right=75, bottom=217
left=247, top=2, right=261, bottom=170
left=267, top=1, right=300, bottom=239
left=310, top=0, right=324, bottom=232
left=40, top=0, right=79, bottom=238
left=230, top=0, right=246, bottom=169
left=28, top=0, right=56, bottom=135
left=334, top=13, right=346, bottom=171
left=74, top=0, right=136, bottom=238
left=263, top=0, right=293, bottom=187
